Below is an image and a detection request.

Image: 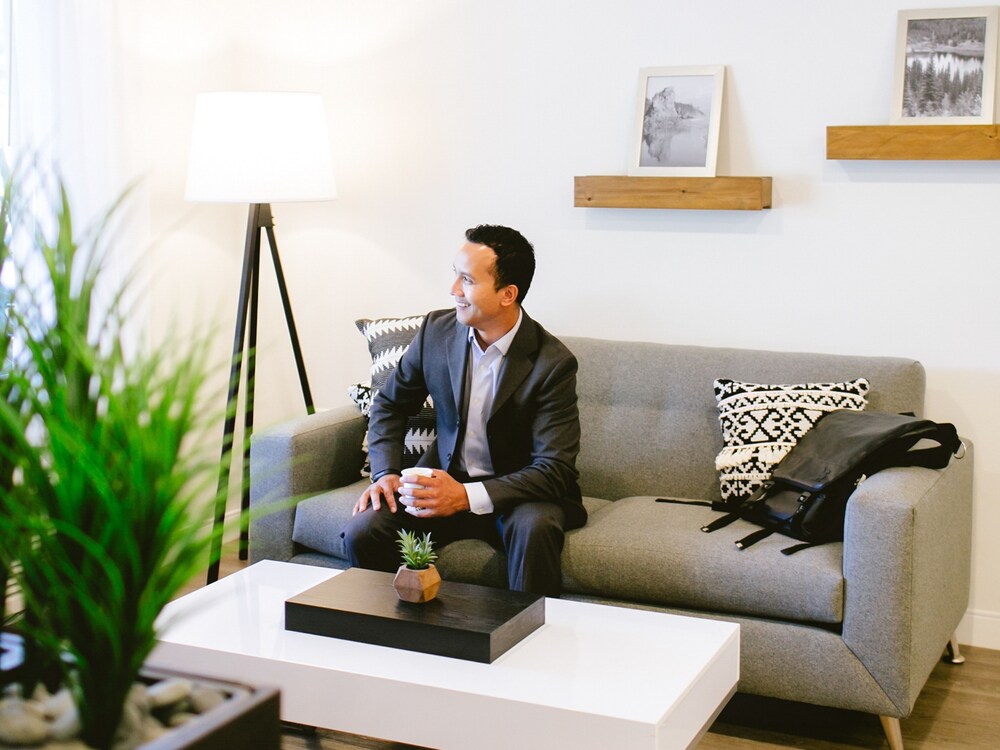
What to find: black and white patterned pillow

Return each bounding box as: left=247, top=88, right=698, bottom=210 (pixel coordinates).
left=347, top=382, right=374, bottom=417
left=351, top=316, right=436, bottom=476
left=357, top=315, right=425, bottom=391
left=713, top=378, right=870, bottom=502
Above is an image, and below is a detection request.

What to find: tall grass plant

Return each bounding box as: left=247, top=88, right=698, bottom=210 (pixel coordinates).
left=0, top=164, right=223, bottom=750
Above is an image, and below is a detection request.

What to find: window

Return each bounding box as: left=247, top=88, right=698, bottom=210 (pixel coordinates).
left=0, top=0, right=9, bottom=146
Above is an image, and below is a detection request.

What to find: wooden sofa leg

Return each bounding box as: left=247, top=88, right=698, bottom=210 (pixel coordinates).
left=879, top=715, right=904, bottom=750
left=945, top=635, right=966, bottom=664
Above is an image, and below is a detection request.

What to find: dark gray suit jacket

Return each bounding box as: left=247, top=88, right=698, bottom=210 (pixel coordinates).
left=367, top=308, right=586, bottom=530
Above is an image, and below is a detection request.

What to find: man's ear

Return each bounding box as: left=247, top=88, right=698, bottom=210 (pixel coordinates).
left=499, top=284, right=519, bottom=307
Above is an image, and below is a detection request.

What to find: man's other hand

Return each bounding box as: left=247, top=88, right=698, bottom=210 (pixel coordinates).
left=353, top=474, right=402, bottom=515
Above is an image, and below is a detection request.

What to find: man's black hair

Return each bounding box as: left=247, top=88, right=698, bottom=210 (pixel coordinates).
left=464, top=224, right=535, bottom=304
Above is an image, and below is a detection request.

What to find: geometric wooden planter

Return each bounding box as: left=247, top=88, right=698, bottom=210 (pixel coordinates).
left=392, top=564, right=442, bottom=604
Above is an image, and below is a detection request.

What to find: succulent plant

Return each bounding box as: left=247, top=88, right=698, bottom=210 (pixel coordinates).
left=396, top=530, right=437, bottom=570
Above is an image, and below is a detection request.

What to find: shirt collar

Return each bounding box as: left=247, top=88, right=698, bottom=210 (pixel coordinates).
left=468, top=308, right=523, bottom=356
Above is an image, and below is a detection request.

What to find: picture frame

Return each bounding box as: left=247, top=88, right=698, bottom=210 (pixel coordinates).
left=629, top=65, right=725, bottom=177
left=891, top=7, right=999, bottom=125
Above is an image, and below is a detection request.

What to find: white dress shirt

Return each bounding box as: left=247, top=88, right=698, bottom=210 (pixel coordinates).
left=459, top=310, right=523, bottom=515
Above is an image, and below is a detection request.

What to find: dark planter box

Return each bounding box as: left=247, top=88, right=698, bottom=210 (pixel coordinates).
left=138, top=669, right=281, bottom=750
left=1, top=634, right=280, bottom=750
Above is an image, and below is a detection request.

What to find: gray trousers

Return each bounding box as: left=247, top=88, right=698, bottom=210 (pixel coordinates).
left=341, top=500, right=567, bottom=597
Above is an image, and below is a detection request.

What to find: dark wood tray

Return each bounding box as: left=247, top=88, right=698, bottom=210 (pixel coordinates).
left=284, top=568, right=544, bottom=663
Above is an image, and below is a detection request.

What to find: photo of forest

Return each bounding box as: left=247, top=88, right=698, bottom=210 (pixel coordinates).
left=902, top=16, right=988, bottom=118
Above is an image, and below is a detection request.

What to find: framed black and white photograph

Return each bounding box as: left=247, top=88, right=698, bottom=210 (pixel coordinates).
left=629, top=65, right=725, bottom=177
left=892, top=7, right=998, bottom=124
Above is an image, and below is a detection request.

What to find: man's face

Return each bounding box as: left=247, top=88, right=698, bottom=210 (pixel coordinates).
left=451, top=241, right=510, bottom=330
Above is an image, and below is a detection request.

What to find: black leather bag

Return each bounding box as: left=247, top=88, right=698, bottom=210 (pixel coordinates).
left=701, top=409, right=965, bottom=554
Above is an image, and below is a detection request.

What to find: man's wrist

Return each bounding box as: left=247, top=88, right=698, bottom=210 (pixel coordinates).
left=372, top=468, right=400, bottom=482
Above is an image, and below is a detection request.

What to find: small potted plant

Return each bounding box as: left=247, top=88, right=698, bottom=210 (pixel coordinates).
left=393, top=530, right=441, bottom=603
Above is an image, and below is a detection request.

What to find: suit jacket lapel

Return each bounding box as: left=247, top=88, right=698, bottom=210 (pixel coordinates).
left=448, top=317, right=469, bottom=415
left=490, top=311, right=538, bottom=419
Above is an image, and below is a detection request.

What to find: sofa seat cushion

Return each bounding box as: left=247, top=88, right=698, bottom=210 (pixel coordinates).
left=291, top=479, right=370, bottom=560
left=291, top=489, right=615, bottom=572
left=561, top=496, right=844, bottom=625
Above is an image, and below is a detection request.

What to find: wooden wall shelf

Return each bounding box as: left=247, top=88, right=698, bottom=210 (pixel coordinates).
left=574, top=176, right=772, bottom=211
left=827, top=125, right=1000, bottom=160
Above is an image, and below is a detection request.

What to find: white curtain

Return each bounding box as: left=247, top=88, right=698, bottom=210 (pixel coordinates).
left=7, top=0, right=144, bottom=344
left=9, top=0, right=131, bottom=222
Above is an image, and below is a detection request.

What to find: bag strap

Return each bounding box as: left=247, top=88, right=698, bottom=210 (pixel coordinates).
left=735, top=526, right=777, bottom=549
left=699, top=480, right=775, bottom=534
left=733, top=488, right=790, bottom=549
left=655, top=497, right=714, bottom=508
left=701, top=513, right=741, bottom=533
left=656, top=497, right=743, bottom=514
left=880, top=422, right=963, bottom=471
left=781, top=541, right=821, bottom=555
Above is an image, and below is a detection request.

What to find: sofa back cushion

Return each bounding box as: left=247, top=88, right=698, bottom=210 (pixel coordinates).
left=562, top=336, right=925, bottom=502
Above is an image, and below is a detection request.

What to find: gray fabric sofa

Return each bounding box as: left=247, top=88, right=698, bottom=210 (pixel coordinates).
left=249, top=336, right=973, bottom=749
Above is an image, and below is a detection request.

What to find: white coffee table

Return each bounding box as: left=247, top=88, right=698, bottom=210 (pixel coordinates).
left=149, top=561, right=738, bottom=750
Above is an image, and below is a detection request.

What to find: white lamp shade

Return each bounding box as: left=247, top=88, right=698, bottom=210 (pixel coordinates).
left=185, top=92, right=336, bottom=203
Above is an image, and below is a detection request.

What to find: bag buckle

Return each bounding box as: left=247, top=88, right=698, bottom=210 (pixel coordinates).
left=750, top=480, right=773, bottom=499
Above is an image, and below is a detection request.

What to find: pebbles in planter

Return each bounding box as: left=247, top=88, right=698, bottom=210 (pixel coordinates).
left=0, top=677, right=232, bottom=749
left=0, top=694, right=49, bottom=746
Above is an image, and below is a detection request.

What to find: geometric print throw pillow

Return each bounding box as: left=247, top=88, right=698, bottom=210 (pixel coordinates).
left=351, top=316, right=436, bottom=476
left=356, top=315, right=426, bottom=392
left=713, top=377, right=870, bottom=503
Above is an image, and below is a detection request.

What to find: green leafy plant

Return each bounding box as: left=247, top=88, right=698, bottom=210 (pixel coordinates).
left=0, top=165, right=223, bottom=749
left=0, top=170, right=18, bottom=635
left=396, top=530, right=437, bottom=570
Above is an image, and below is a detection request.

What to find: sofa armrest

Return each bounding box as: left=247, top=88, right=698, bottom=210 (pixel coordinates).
left=842, top=439, right=974, bottom=716
left=249, top=405, right=366, bottom=563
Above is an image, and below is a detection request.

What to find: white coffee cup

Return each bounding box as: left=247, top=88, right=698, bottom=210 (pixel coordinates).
left=400, top=467, right=434, bottom=515
left=401, top=466, right=434, bottom=489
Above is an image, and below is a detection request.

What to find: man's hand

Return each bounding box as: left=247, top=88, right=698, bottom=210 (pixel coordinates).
left=353, top=474, right=401, bottom=515
left=398, top=470, right=470, bottom=518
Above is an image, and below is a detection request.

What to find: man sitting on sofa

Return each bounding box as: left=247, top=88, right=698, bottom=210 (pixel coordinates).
left=342, top=224, right=587, bottom=596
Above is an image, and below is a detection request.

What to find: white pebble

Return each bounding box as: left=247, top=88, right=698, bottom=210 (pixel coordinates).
left=47, top=700, right=81, bottom=741
left=190, top=686, right=226, bottom=714
left=43, top=687, right=76, bottom=720
left=146, top=678, right=193, bottom=708
left=0, top=697, right=49, bottom=746
left=167, top=711, right=199, bottom=728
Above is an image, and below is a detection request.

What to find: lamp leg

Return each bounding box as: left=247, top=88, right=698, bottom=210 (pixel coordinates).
left=263, top=219, right=315, bottom=414
left=208, top=203, right=316, bottom=579
left=207, top=204, right=263, bottom=584
left=240, top=222, right=262, bottom=561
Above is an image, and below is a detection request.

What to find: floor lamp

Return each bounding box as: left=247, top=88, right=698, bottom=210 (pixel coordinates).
left=185, top=92, right=336, bottom=583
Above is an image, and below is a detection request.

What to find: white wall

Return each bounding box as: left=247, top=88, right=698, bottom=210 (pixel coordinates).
left=124, top=0, right=1000, bottom=648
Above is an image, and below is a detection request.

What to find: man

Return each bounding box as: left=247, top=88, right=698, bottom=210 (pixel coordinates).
left=342, top=225, right=586, bottom=596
